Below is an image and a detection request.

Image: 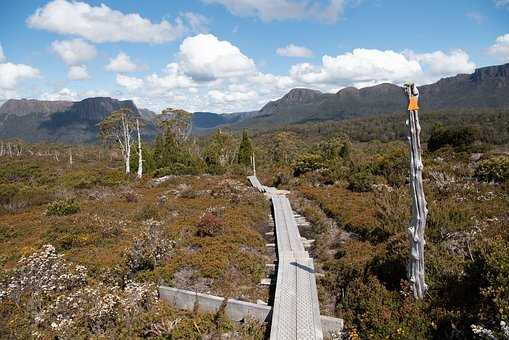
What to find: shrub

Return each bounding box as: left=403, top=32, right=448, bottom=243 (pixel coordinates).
left=99, top=170, right=125, bottom=187
left=348, top=170, right=378, bottom=192
left=474, top=156, right=509, bottom=184
left=293, top=153, right=324, bottom=176
left=46, top=198, right=80, bottom=216
left=123, top=219, right=175, bottom=273
left=135, top=203, right=159, bottom=221
left=428, top=125, right=479, bottom=152
left=0, top=184, right=19, bottom=205
left=196, top=212, right=225, bottom=237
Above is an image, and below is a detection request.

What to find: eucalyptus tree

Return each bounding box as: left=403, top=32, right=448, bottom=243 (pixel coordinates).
left=98, top=108, right=138, bottom=175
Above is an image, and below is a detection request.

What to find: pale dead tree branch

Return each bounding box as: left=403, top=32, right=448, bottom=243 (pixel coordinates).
left=404, top=82, right=428, bottom=299
left=99, top=108, right=136, bottom=174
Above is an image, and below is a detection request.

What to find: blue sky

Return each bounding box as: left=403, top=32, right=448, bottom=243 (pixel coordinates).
left=0, top=0, right=508, bottom=113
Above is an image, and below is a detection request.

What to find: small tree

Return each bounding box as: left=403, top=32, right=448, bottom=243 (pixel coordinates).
left=237, top=130, right=253, bottom=167
left=98, top=108, right=136, bottom=174
left=158, top=108, right=193, bottom=146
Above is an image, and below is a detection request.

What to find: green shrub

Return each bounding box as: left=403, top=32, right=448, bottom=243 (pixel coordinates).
left=99, top=170, right=125, bottom=187
left=428, top=125, right=479, bottom=152
left=348, top=170, right=378, bottom=192
left=0, top=163, right=42, bottom=183
left=0, top=184, right=19, bottom=205
left=474, top=156, right=509, bottom=183
left=293, top=153, right=324, bottom=176
left=46, top=198, right=80, bottom=216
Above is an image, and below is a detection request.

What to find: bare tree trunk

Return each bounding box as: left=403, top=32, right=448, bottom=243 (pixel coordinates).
left=136, top=119, right=143, bottom=179
left=7, top=143, right=12, bottom=157
left=69, top=149, right=73, bottom=167
left=252, top=152, right=256, bottom=176
left=407, top=108, right=428, bottom=299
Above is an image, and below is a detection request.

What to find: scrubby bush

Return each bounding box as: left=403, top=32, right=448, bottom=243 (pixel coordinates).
left=46, top=198, right=80, bottom=216
left=428, top=125, right=479, bottom=152
left=123, top=219, right=175, bottom=274
left=196, top=212, right=225, bottom=237
left=474, top=156, right=509, bottom=184
left=293, top=153, right=324, bottom=176
left=135, top=203, right=160, bottom=221
left=348, top=170, right=378, bottom=192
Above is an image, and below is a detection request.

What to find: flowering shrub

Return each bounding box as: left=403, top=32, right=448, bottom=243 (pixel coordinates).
left=0, top=244, right=87, bottom=304
left=34, top=281, right=157, bottom=336
left=123, top=219, right=175, bottom=274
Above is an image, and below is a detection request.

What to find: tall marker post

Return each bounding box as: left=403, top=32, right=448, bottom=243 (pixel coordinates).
left=404, top=81, right=428, bottom=299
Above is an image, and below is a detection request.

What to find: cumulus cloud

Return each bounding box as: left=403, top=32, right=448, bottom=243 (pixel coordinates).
left=112, top=33, right=476, bottom=113
left=277, top=44, right=313, bottom=58
left=27, top=0, right=186, bottom=44
left=202, top=0, right=346, bottom=23
left=0, top=43, right=5, bottom=62
left=488, top=34, right=509, bottom=60
left=404, top=49, right=476, bottom=81
left=178, top=34, right=256, bottom=81
left=0, top=62, right=40, bottom=89
left=106, top=53, right=142, bottom=73
left=116, top=74, right=144, bottom=91
left=146, top=63, right=195, bottom=92
left=290, top=48, right=423, bottom=86
left=68, top=65, right=90, bottom=80
left=51, top=39, right=97, bottom=65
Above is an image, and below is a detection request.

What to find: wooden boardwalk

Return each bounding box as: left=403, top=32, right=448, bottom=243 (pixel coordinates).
left=249, top=176, right=323, bottom=340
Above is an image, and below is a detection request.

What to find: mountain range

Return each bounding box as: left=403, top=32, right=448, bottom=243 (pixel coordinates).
left=0, top=63, right=508, bottom=142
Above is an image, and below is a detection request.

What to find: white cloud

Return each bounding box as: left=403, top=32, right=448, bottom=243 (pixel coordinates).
left=0, top=44, right=5, bottom=62
left=146, top=63, right=195, bottom=92
left=27, top=0, right=186, bottom=44
left=51, top=39, right=97, bottom=65
left=494, top=0, right=509, bottom=8
left=0, top=62, right=40, bottom=89
left=179, top=33, right=256, bottom=81
left=68, top=65, right=90, bottom=80
left=488, top=34, right=509, bottom=60
left=202, top=0, right=346, bottom=23
left=182, top=12, right=209, bottom=33
left=106, top=53, right=142, bottom=73
left=404, top=49, right=476, bottom=81
left=290, top=48, right=423, bottom=86
left=277, top=44, right=313, bottom=58
left=208, top=89, right=258, bottom=103
left=40, top=87, right=79, bottom=101
left=116, top=74, right=144, bottom=91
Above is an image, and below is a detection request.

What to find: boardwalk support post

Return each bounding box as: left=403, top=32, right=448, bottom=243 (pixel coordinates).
left=404, top=81, right=428, bottom=299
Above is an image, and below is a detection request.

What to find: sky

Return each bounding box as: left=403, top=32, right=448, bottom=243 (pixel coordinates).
left=0, top=0, right=508, bottom=113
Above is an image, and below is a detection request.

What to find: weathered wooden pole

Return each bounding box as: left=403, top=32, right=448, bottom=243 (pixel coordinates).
left=404, top=81, right=428, bottom=299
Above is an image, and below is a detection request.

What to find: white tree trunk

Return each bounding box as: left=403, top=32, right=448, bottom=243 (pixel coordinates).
left=252, top=152, right=256, bottom=176
left=69, top=149, right=73, bottom=167
left=136, top=119, right=143, bottom=179
left=406, top=108, right=428, bottom=299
